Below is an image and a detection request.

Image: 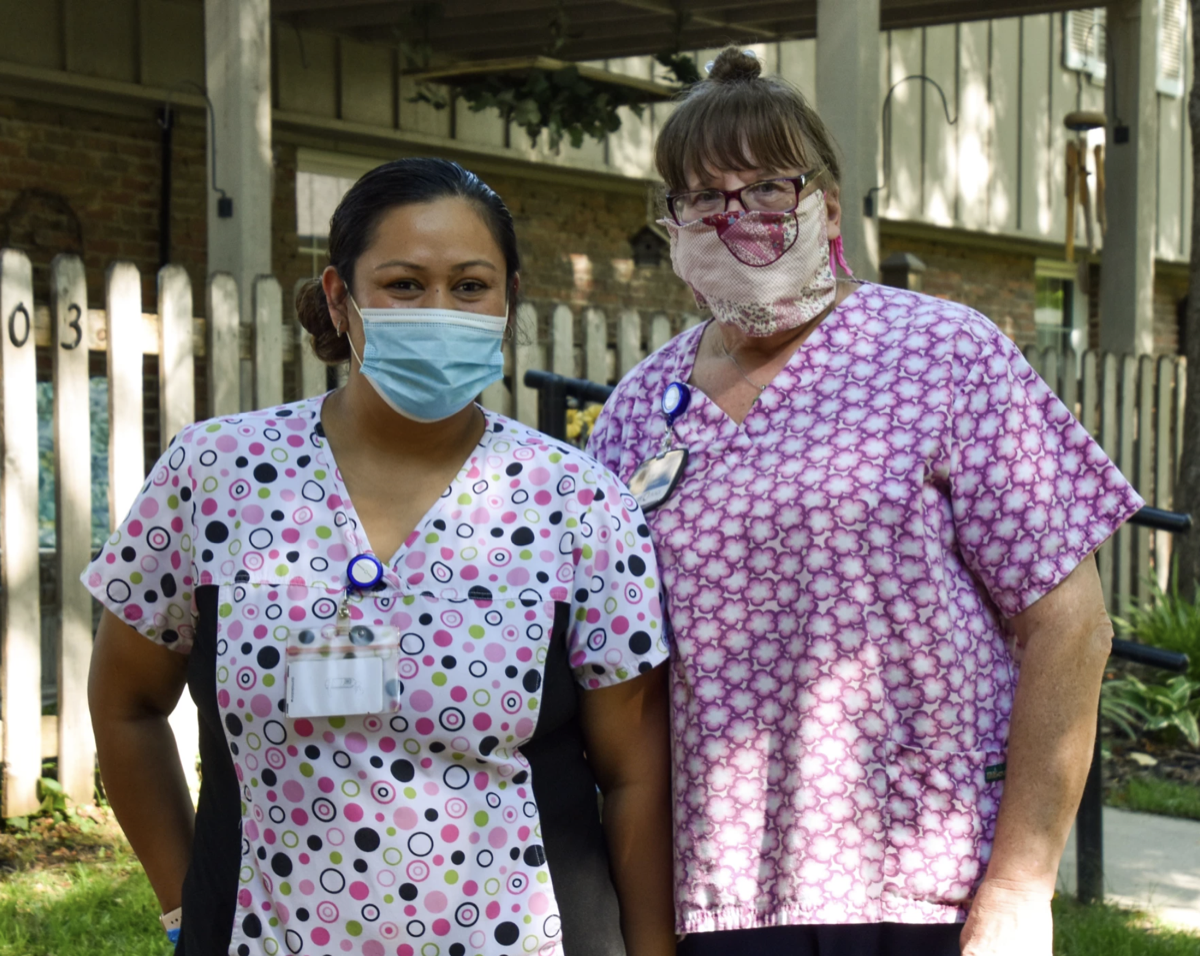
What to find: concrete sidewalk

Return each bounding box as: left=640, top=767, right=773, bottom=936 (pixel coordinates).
left=1057, top=806, right=1200, bottom=932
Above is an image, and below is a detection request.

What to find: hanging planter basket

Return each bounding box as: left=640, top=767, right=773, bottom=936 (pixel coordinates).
left=408, top=56, right=682, bottom=152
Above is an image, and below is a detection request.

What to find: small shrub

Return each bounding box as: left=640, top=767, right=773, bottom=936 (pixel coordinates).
left=1113, top=583, right=1200, bottom=685
left=1101, top=675, right=1200, bottom=749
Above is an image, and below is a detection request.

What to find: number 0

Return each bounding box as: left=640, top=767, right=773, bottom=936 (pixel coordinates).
left=8, top=304, right=29, bottom=348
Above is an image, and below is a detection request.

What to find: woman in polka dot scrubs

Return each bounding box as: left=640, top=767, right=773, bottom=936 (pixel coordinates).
left=587, top=48, right=1142, bottom=956
left=86, top=159, right=675, bottom=956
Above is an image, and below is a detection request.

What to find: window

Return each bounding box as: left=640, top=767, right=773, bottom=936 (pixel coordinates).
left=1158, top=0, right=1187, bottom=97
left=1035, top=276, right=1074, bottom=354
left=1064, top=9, right=1107, bottom=82
left=296, top=170, right=357, bottom=276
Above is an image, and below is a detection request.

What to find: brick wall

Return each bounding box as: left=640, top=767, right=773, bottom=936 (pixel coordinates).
left=272, top=148, right=698, bottom=349
left=878, top=233, right=1039, bottom=347
left=0, top=95, right=208, bottom=308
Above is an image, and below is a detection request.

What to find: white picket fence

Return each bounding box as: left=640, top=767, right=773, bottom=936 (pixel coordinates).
left=0, top=246, right=1185, bottom=817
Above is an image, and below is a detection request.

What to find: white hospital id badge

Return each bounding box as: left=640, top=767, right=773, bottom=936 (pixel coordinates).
left=287, top=656, right=384, bottom=717
left=284, top=621, right=400, bottom=718
left=628, top=447, right=688, bottom=512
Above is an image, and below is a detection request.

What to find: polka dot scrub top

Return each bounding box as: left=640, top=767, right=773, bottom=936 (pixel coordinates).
left=83, top=395, right=668, bottom=956
left=588, top=284, right=1142, bottom=932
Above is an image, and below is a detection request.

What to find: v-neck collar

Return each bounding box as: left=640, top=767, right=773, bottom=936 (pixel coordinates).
left=674, top=284, right=866, bottom=434
left=309, top=392, right=495, bottom=575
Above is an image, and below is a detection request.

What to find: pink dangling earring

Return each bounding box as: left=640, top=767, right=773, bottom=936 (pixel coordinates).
left=829, top=236, right=853, bottom=278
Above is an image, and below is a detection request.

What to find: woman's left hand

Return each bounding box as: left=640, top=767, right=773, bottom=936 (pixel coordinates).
left=959, top=877, right=1052, bottom=956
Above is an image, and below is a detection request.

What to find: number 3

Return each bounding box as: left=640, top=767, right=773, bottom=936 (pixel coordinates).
left=62, top=303, right=83, bottom=350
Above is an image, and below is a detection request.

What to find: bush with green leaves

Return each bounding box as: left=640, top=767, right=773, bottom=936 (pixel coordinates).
left=1113, top=582, right=1200, bottom=684
left=1100, top=674, right=1200, bottom=749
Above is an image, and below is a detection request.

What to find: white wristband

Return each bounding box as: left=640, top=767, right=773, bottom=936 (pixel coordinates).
left=160, top=906, right=183, bottom=933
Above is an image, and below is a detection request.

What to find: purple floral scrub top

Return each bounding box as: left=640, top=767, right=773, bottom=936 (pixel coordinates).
left=84, top=395, right=668, bottom=956
left=588, top=284, right=1142, bottom=932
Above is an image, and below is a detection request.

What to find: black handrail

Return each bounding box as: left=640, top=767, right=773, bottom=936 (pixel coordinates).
left=523, top=370, right=615, bottom=442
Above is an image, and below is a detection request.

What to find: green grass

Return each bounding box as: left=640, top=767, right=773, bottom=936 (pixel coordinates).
left=1108, top=776, right=1200, bottom=822
left=2, top=851, right=1198, bottom=955
left=0, top=848, right=165, bottom=956
left=1053, top=896, right=1200, bottom=954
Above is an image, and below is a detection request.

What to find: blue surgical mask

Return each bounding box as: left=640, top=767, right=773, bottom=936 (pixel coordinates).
left=346, top=298, right=506, bottom=423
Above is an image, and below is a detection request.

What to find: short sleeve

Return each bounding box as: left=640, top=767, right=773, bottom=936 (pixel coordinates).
left=567, top=468, right=669, bottom=689
left=948, top=328, right=1143, bottom=618
left=81, top=431, right=199, bottom=653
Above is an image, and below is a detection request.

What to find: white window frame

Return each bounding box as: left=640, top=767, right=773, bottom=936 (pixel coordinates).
left=1064, top=9, right=1108, bottom=83
left=1158, top=0, right=1188, bottom=98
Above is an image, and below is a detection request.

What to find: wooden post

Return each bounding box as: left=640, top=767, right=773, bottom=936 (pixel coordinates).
left=51, top=254, right=94, bottom=807
left=157, top=264, right=200, bottom=799
left=294, top=278, right=327, bottom=400
left=207, top=273, right=240, bottom=419
left=514, top=303, right=540, bottom=427
left=0, top=250, right=42, bottom=816
left=106, top=263, right=144, bottom=525
left=551, top=304, right=574, bottom=377
left=1155, top=356, right=1175, bottom=590
left=158, top=266, right=195, bottom=447
left=585, top=308, right=607, bottom=385
left=254, top=276, right=283, bottom=409
left=617, top=309, right=642, bottom=379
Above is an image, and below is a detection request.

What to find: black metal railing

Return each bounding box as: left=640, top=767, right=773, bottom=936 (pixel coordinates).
left=523, top=370, right=614, bottom=443
left=524, top=370, right=1194, bottom=905
left=1076, top=507, right=1191, bottom=904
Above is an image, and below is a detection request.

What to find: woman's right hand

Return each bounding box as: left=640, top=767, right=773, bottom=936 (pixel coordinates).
left=89, top=610, right=195, bottom=914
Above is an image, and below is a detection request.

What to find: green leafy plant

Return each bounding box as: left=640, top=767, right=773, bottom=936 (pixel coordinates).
left=412, top=66, right=649, bottom=152
left=1101, top=674, right=1200, bottom=748
left=1113, top=581, right=1200, bottom=684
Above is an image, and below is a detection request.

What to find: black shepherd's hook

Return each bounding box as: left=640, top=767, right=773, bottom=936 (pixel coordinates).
left=864, top=74, right=957, bottom=218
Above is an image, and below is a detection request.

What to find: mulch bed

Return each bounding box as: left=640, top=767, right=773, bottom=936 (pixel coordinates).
left=1104, top=736, right=1200, bottom=794
left=0, top=806, right=126, bottom=876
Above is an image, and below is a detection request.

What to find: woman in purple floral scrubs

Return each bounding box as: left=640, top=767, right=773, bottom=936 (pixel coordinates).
left=88, top=158, right=675, bottom=956
left=588, top=48, right=1141, bottom=956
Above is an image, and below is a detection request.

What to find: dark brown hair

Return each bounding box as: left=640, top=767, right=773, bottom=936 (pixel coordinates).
left=655, top=47, right=842, bottom=194
left=296, top=158, right=521, bottom=364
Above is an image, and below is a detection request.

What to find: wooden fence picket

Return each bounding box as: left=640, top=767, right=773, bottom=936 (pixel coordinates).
left=294, top=279, right=327, bottom=400
left=51, top=254, right=94, bottom=807
left=106, top=262, right=145, bottom=524
left=254, top=277, right=284, bottom=409
left=650, top=313, right=672, bottom=353
left=618, top=309, right=642, bottom=378
left=1136, top=356, right=1155, bottom=600
left=208, top=273, right=240, bottom=418
left=585, top=308, right=607, bottom=386
left=158, top=265, right=194, bottom=447
left=514, top=304, right=540, bottom=426
left=1156, top=357, right=1176, bottom=590
left=0, top=249, right=42, bottom=816
left=551, top=305, right=574, bottom=377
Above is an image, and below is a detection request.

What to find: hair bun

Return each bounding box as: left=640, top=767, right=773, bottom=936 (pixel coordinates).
left=707, top=47, right=762, bottom=83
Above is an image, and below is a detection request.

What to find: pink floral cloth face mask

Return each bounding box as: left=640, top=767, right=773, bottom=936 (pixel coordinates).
left=662, top=189, right=841, bottom=337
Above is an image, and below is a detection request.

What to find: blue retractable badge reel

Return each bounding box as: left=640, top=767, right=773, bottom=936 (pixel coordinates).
left=627, top=381, right=691, bottom=513
left=346, top=554, right=384, bottom=591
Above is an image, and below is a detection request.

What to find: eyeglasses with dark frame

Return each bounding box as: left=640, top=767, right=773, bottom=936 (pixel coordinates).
left=666, top=170, right=824, bottom=225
